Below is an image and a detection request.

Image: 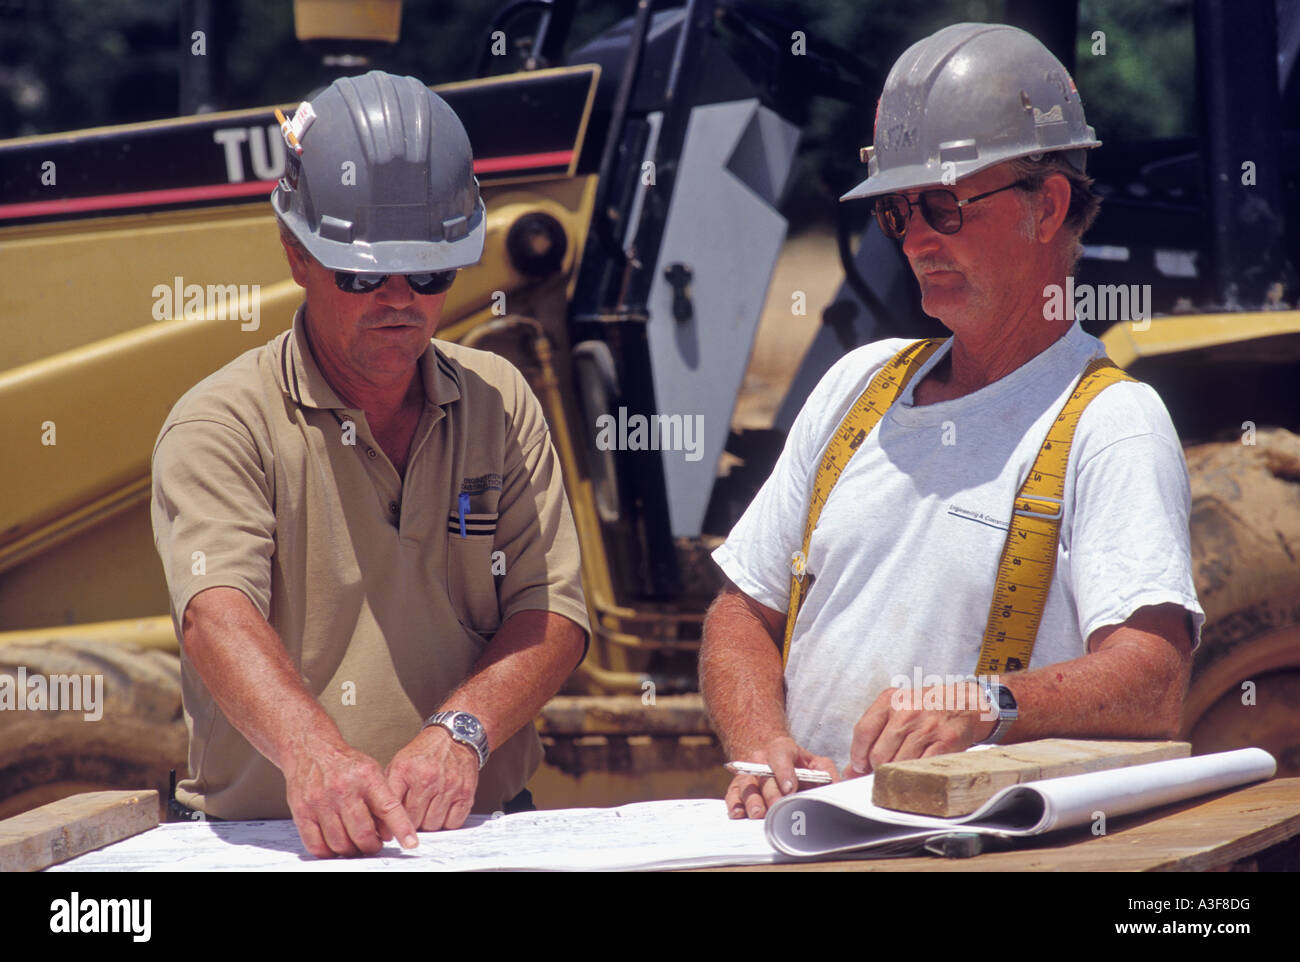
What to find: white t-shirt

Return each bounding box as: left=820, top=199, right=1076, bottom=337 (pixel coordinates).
left=712, top=322, right=1205, bottom=768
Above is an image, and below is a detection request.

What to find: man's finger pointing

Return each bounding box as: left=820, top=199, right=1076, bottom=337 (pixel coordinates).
left=369, top=782, right=418, bottom=849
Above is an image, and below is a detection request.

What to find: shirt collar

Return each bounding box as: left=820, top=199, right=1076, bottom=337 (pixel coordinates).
left=900, top=321, right=1090, bottom=404
left=276, top=304, right=461, bottom=411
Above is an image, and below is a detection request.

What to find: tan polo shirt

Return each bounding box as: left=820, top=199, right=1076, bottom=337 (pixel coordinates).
left=151, top=306, right=590, bottom=820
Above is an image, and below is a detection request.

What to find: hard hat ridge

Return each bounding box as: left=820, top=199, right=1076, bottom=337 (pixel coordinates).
left=335, top=72, right=432, bottom=167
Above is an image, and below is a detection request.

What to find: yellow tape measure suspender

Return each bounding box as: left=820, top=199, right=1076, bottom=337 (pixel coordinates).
left=974, top=356, right=1135, bottom=675
left=781, top=338, right=944, bottom=664
left=781, top=342, right=1135, bottom=675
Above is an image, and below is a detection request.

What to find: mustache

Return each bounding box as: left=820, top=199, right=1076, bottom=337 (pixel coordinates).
left=362, top=309, right=425, bottom=328
left=911, top=259, right=961, bottom=274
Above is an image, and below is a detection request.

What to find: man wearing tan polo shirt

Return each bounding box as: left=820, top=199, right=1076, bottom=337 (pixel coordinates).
left=150, top=72, right=589, bottom=858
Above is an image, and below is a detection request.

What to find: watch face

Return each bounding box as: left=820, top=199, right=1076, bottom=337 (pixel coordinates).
left=454, top=715, right=482, bottom=738
left=995, top=686, right=1016, bottom=711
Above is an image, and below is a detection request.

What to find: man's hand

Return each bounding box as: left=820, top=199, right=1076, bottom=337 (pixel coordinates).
left=725, top=735, right=839, bottom=820
left=180, top=588, right=419, bottom=858
left=701, top=582, right=831, bottom=820
left=385, top=725, right=480, bottom=832
left=282, top=739, right=418, bottom=859
left=847, top=683, right=997, bottom=776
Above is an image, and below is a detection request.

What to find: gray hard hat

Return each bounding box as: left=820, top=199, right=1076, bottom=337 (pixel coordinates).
left=271, top=70, right=485, bottom=272
left=842, top=23, right=1101, bottom=202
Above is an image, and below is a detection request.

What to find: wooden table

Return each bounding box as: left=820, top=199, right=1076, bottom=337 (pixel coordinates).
left=700, top=776, right=1300, bottom=871
left=6, top=778, right=1299, bottom=872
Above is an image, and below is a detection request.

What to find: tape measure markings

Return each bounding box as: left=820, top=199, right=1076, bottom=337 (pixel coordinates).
left=973, top=357, right=1135, bottom=676
left=782, top=338, right=945, bottom=665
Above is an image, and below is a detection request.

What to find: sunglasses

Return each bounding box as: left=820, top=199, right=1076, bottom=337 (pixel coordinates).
left=333, top=269, right=457, bottom=295
left=874, top=180, right=1030, bottom=239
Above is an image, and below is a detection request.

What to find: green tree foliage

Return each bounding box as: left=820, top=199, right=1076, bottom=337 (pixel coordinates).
left=0, top=0, right=175, bottom=136
left=1076, top=0, right=1196, bottom=139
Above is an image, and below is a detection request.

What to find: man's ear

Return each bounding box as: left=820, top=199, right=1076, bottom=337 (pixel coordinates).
left=279, top=233, right=311, bottom=288
left=1035, top=173, right=1072, bottom=244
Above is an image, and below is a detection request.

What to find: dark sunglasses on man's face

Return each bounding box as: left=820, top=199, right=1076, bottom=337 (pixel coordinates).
left=874, top=180, right=1030, bottom=239
left=333, top=269, right=457, bottom=295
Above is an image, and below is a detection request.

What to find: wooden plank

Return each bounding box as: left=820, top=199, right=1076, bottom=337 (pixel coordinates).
left=697, top=776, right=1300, bottom=872
left=872, top=739, right=1191, bottom=816
left=0, top=789, right=159, bottom=872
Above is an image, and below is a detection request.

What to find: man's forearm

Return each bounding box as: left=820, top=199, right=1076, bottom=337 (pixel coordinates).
left=436, top=609, right=586, bottom=754
left=999, top=606, right=1193, bottom=743
left=182, top=587, right=352, bottom=772
left=699, top=584, right=792, bottom=757
left=999, top=642, right=1190, bottom=742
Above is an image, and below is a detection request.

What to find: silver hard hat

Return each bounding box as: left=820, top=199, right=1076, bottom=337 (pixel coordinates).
left=272, top=70, right=485, bottom=272
left=842, top=23, right=1101, bottom=201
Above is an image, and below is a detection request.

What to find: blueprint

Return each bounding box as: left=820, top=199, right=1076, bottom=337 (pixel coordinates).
left=49, top=797, right=779, bottom=872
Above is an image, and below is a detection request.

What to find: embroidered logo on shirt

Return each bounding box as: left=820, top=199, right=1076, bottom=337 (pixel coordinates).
left=459, top=474, right=503, bottom=495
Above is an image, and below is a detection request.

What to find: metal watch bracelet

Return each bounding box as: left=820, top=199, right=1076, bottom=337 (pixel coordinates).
left=423, top=710, right=490, bottom=770
left=977, top=680, right=1018, bottom=746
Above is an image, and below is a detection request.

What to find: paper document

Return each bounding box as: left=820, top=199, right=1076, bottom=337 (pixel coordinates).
left=50, top=798, right=779, bottom=872
left=764, top=748, right=1277, bottom=858
left=49, top=748, right=1276, bottom=871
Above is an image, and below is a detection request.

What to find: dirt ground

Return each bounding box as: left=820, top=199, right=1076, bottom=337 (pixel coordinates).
left=731, top=223, right=842, bottom=431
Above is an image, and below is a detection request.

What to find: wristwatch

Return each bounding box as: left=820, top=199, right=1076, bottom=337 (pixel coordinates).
left=423, top=710, right=490, bottom=769
left=976, top=680, right=1018, bottom=745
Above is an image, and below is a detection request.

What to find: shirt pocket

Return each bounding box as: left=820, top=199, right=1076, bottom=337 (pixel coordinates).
left=446, top=511, right=502, bottom=639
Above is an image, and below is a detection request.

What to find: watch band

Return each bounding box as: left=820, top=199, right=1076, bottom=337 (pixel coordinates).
left=976, top=680, right=1018, bottom=745
left=423, top=710, right=490, bottom=769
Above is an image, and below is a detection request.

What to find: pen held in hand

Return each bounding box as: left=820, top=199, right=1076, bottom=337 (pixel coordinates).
left=725, top=761, right=833, bottom=784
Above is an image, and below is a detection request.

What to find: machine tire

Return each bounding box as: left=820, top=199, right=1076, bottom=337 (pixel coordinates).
left=0, top=640, right=186, bottom=820
left=1182, top=428, right=1300, bottom=775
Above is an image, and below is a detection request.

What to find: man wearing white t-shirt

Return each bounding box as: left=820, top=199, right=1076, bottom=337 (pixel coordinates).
left=701, top=23, right=1204, bottom=819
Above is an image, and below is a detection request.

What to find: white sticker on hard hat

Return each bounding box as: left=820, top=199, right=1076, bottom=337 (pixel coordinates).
left=278, top=101, right=317, bottom=154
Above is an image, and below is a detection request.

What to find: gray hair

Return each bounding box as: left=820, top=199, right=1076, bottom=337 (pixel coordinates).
left=1006, top=152, right=1102, bottom=271
left=276, top=220, right=309, bottom=257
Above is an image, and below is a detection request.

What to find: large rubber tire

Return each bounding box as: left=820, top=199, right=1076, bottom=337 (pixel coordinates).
left=0, top=640, right=187, bottom=820
left=1182, top=428, right=1300, bottom=775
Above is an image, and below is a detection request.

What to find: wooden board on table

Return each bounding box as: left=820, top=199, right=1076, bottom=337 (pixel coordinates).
left=0, top=789, right=159, bottom=872
left=872, top=739, right=1191, bottom=816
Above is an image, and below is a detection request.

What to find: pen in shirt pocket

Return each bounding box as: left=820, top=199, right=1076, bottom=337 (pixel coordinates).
left=458, top=492, right=470, bottom=539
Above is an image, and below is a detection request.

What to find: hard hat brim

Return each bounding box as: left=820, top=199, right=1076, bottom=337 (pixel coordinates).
left=275, top=201, right=486, bottom=273
left=840, top=166, right=951, bottom=202
left=839, top=140, right=1101, bottom=203
left=301, top=223, right=486, bottom=273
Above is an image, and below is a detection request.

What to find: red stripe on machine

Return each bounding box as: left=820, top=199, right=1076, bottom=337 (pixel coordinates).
left=0, top=149, right=574, bottom=221
left=473, top=149, right=573, bottom=173
left=0, top=180, right=279, bottom=219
